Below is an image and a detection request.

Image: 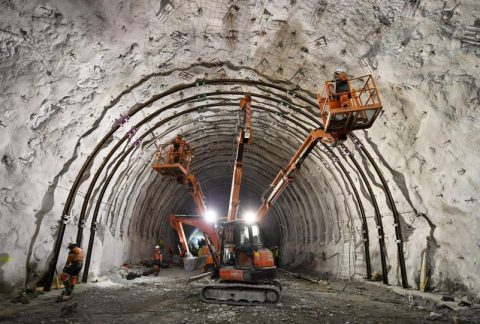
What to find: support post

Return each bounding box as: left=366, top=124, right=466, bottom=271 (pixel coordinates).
left=43, top=214, right=70, bottom=291
left=82, top=221, right=96, bottom=283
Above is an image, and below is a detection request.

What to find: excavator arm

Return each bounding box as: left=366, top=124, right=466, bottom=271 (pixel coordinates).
left=169, top=214, right=220, bottom=256
left=227, top=94, right=252, bottom=222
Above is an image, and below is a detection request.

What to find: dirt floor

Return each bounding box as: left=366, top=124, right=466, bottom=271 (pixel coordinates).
left=1, top=266, right=479, bottom=323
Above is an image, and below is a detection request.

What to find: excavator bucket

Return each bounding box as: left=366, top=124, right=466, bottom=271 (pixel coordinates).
left=318, top=74, right=382, bottom=135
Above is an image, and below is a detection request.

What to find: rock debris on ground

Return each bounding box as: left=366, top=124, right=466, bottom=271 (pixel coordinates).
left=1, top=267, right=479, bottom=323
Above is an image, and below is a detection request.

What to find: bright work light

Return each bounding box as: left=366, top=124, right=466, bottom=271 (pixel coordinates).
left=242, top=211, right=257, bottom=224
left=204, top=209, right=217, bottom=223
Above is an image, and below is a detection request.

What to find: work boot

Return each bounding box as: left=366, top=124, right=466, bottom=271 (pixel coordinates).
left=56, top=291, right=72, bottom=303
left=63, top=280, right=73, bottom=295
left=61, top=294, right=72, bottom=302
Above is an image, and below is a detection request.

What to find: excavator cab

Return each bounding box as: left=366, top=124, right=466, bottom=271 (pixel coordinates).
left=217, top=220, right=276, bottom=282
left=202, top=220, right=281, bottom=305
left=152, top=134, right=192, bottom=180
left=319, top=74, right=382, bottom=138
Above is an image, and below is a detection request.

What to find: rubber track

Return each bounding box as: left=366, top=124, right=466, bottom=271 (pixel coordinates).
left=201, top=283, right=281, bottom=306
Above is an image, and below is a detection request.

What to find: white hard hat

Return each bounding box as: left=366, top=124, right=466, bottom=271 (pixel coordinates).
left=155, top=245, right=160, bottom=249
left=335, top=67, right=345, bottom=73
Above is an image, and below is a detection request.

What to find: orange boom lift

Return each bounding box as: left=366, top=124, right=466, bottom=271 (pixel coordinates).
left=256, top=73, right=382, bottom=222
left=152, top=135, right=219, bottom=268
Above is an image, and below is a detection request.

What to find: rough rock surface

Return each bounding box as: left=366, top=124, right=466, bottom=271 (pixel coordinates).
left=0, top=0, right=479, bottom=300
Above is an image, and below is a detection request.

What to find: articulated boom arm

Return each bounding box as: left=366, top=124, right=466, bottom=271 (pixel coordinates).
left=256, top=74, right=383, bottom=222
left=227, top=94, right=252, bottom=222
left=256, top=129, right=333, bottom=222
left=169, top=214, right=219, bottom=256
left=185, top=174, right=206, bottom=216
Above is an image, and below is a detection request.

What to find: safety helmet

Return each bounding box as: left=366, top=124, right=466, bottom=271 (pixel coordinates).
left=155, top=245, right=160, bottom=249
left=67, top=242, right=77, bottom=249
left=335, top=67, right=345, bottom=73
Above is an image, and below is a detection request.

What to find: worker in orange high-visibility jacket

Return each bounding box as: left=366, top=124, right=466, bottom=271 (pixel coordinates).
left=58, top=243, right=84, bottom=302
left=153, top=245, right=163, bottom=276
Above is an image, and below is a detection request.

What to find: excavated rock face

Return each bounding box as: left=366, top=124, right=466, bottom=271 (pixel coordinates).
left=0, top=0, right=479, bottom=297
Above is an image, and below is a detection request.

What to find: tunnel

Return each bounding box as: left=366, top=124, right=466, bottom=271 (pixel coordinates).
left=1, top=0, right=479, bottom=322
left=49, top=79, right=394, bottom=284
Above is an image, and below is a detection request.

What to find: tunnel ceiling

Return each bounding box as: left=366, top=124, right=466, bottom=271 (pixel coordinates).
left=1, top=0, right=480, bottom=295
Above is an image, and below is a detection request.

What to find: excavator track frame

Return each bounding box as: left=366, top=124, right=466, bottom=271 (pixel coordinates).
left=201, top=282, right=281, bottom=306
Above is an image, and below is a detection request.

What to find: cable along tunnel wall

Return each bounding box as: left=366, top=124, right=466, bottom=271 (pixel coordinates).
left=42, top=77, right=408, bottom=290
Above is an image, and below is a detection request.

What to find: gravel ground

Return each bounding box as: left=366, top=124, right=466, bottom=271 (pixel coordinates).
left=1, top=267, right=479, bottom=323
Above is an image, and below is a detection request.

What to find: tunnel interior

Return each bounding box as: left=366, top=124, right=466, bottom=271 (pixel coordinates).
left=1, top=1, right=479, bottom=306
left=69, top=78, right=376, bottom=283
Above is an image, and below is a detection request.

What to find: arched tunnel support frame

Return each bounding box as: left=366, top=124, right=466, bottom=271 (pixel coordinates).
left=42, top=79, right=406, bottom=291
left=348, top=133, right=409, bottom=288
left=339, top=144, right=388, bottom=284
left=321, top=145, right=372, bottom=280
left=81, top=102, right=373, bottom=283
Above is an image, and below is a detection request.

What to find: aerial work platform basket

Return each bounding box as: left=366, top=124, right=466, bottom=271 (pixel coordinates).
left=318, top=74, right=382, bottom=136
left=152, top=135, right=192, bottom=180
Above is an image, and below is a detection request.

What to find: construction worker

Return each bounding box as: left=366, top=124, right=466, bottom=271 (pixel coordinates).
left=197, top=238, right=209, bottom=257
left=58, top=243, right=84, bottom=302
left=153, top=245, right=163, bottom=276
left=333, top=68, right=351, bottom=107
left=171, top=134, right=189, bottom=163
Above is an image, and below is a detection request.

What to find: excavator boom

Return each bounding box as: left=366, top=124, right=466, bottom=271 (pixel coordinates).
left=169, top=214, right=220, bottom=255
left=257, top=129, right=333, bottom=222
left=227, top=94, right=252, bottom=222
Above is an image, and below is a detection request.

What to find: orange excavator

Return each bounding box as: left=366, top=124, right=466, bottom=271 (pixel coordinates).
left=169, top=214, right=219, bottom=271
left=200, top=94, right=281, bottom=305
left=202, top=74, right=382, bottom=305
left=155, top=74, right=382, bottom=305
